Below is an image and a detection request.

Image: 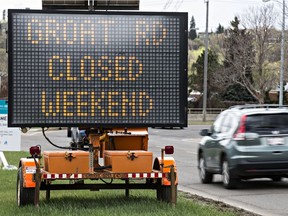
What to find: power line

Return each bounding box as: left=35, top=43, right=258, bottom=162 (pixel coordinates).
left=212, top=0, right=268, bottom=3
left=175, top=0, right=184, bottom=11
left=162, top=0, right=174, bottom=11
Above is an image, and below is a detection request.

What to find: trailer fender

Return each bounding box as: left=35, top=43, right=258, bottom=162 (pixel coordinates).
left=18, top=158, right=37, bottom=188
left=153, top=157, right=178, bottom=186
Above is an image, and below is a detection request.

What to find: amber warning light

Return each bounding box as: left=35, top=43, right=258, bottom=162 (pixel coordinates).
left=8, top=10, right=188, bottom=127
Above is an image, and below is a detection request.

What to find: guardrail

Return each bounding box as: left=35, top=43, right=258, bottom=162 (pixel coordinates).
left=187, top=108, right=225, bottom=114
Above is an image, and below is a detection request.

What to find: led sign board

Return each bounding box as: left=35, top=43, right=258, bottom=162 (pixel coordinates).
left=8, top=10, right=188, bottom=127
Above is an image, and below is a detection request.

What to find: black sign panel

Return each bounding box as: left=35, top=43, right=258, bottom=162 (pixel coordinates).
left=8, top=10, right=187, bottom=127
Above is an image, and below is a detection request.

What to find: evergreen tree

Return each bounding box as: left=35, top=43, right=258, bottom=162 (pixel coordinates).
left=221, top=84, right=256, bottom=102
left=222, top=16, right=255, bottom=102
left=216, top=24, right=224, bottom=34
left=188, top=16, right=197, bottom=40
left=189, top=50, right=222, bottom=107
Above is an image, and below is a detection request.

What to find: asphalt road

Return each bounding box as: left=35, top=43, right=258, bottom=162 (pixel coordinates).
left=20, top=125, right=288, bottom=216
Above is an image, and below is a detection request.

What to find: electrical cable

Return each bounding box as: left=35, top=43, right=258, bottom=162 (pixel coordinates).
left=100, top=178, right=113, bottom=184
left=42, top=127, right=79, bottom=150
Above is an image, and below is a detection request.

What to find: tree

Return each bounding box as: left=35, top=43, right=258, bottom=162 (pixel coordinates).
left=241, top=5, right=279, bottom=103
left=188, top=16, right=197, bottom=40
left=0, top=34, right=8, bottom=98
left=216, top=8, right=278, bottom=104
left=0, top=49, right=7, bottom=98
left=216, top=24, right=224, bottom=34
left=219, top=16, right=256, bottom=100
left=221, top=84, right=256, bottom=102
left=189, top=49, right=222, bottom=107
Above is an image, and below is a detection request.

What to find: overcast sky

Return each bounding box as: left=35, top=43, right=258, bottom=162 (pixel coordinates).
left=0, top=0, right=278, bottom=32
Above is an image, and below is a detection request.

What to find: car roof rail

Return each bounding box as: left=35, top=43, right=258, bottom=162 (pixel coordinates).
left=229, top=104, right=288, bottom=110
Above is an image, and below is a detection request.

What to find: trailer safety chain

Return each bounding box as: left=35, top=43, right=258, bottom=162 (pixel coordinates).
left=89, top=144, right=94, bottom=174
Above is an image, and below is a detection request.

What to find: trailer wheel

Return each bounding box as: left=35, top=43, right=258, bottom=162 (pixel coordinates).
left=17, top=168, right=35, bottom=206
left=157, top=185, right=177, bottom=203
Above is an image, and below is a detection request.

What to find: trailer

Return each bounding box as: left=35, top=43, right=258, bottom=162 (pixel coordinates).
left=17, top=127, right=178, bottom=206
left=8, top=2, right=188, bottom=207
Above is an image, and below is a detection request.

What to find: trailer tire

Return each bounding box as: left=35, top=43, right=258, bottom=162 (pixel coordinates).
left=157, top=185, right=177, bottom=203
left=17, top=168, right=35, bottom=206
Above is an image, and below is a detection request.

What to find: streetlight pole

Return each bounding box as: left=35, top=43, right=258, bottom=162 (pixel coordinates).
left=263, top=0, right=285, bottom=105
left=280, top=0, right=285, bottom=105
left=203, top=0, right=209, bottom=121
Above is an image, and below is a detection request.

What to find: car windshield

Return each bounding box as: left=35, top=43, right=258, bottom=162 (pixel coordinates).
left=246, top=113, right=288, bottom=135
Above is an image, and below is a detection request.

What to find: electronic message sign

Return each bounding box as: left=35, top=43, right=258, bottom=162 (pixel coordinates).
left=8, top=10, right=187, bottom=127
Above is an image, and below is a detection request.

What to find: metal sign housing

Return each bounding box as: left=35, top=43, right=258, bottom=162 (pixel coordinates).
left=42, top=0, right=140, bottom=10
left=8, top=10, right=188, bottom=127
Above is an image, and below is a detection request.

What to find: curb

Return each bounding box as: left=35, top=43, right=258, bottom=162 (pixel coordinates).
left=178, top=185, right=278, bottom=216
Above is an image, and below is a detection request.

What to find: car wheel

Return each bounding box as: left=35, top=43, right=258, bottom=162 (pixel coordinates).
left=222, top=158, right=239, bottom=189
left=271, top=177, right=282, bottom=182
left=198, top=154, right=213, bottom=184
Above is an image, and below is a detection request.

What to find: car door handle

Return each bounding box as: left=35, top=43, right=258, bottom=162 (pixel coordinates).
left=273, top=151, right=283, bottom=155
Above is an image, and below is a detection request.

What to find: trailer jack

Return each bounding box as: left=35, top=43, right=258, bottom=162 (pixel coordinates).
left=33, top=156, right=41, bottom=207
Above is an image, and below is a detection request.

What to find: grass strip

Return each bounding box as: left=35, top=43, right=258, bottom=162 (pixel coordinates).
left=0, top=151, right=246, bottom=216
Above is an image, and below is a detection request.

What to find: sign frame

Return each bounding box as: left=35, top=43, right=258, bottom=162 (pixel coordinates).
left=8, top=9, right=188, bottom=128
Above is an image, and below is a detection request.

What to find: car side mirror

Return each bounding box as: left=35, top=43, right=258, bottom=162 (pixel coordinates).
left=200, top=129, right=210, bottom=136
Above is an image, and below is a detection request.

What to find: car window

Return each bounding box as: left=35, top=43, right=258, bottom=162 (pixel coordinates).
left=212, top=113, right=226, bottom=133
left=221, top=114, right=232, bottom=133
left=220, top=112, right=238, bottom=134
left=246, top=113, right=288, bottom=135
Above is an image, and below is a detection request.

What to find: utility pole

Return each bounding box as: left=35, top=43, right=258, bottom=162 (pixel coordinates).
left=262, top=0, right=285, bottom=105
left=280, top=0, right=285, bottom=105
left=203, top=0, right=209, bottom=121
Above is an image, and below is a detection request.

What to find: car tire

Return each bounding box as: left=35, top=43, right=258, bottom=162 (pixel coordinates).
left=271, top=177, right=282, bottom=182
left=222, top=158, right=239, bottom=189
left=198, top=154, right=213, bottom=184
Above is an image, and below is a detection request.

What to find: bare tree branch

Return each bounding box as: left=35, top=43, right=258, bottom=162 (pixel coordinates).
left=216, top=5, right=278, bottom=104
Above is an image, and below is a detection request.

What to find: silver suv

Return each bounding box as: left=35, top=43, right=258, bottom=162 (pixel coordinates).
left=198, top=104, right=288, bottom=189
